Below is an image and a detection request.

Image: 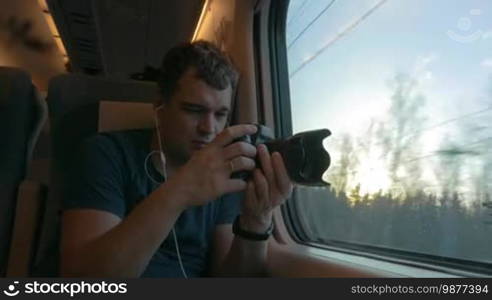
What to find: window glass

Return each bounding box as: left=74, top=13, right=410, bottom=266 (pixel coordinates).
left=286, top=0, right=492, bottom=263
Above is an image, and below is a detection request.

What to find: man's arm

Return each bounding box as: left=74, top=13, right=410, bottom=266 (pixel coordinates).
left=209, top=145, right=293, bottom=277
left=61, top=125, right=259, bottom=277
left=209, top=224, right=269, bottom=277
left=61, top=178, right=187, bottom=277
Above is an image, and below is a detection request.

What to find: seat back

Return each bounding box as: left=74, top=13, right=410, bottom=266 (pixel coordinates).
left=32, top=74, right=158, bottom=276
left=0, top=67, right=46, bottom=276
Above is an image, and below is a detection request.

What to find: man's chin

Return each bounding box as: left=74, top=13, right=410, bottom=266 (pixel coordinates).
left=166, top=149, right=191, bottom=167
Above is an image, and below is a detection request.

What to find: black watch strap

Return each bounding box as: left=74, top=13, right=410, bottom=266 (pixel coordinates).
left=232, top=215, right=273, bottom=241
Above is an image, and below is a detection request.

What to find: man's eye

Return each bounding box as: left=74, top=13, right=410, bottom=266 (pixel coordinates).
left=216, top=112, right=228, bottom=118
left=184, top=107, right=202, bottom=113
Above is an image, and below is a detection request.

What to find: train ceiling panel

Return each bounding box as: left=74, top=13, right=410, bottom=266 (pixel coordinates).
left=47, top=0, right=204, bottom=78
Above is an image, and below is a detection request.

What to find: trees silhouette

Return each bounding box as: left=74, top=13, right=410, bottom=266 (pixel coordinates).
left=294, top=72, right=492, bottom=264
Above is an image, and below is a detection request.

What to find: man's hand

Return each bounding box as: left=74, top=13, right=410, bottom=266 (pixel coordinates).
left=170, top=124, right=258, bottom=208
left=241, top=144, right=293, bottom=232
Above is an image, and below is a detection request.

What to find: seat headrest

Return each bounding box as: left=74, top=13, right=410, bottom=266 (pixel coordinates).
left=46, top=73, right=159, bottom=166
left=98, top=101, right=154, bottom=132
left=0, top=67, right=41, bottom=183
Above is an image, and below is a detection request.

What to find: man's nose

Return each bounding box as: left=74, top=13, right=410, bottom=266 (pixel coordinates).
left=198, top=113, right=216, bottom=135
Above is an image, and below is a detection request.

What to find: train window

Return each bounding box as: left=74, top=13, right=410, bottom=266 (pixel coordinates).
left=283, top=0, right=492, bottom=271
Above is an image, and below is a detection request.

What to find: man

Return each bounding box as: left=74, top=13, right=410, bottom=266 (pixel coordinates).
left=60, top=41, right=293, bottom=277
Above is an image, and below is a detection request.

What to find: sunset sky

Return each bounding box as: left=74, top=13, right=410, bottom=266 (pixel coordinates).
left=286, top=0, right=492, bottom=199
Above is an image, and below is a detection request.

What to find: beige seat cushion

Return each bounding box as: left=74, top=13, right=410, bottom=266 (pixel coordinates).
left=98, top=101, right=154, bottom=132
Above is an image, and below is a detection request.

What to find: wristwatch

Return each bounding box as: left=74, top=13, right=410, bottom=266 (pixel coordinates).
left=232, top=215, right=274, bottom=241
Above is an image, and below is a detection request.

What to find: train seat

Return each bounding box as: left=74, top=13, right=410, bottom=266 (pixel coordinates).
left=32, top=73, right=158, bottom=276
left=0, top=67, right=46, bottom=276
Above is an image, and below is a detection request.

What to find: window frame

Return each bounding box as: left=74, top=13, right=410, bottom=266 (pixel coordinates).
left=267, top=0, right=311, bottom=244
left=266, top=0, right=492, bottom=277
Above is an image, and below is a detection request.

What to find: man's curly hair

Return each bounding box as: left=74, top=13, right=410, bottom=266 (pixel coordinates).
left=157, top=40, right=238, bottom=101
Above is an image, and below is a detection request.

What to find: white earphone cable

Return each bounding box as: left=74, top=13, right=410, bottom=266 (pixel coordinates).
left=147, top=107, right=188, bottom=278
left=144, top=150, right=162, bottom=185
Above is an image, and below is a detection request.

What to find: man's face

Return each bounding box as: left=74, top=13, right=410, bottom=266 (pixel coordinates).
left=156, top=68, right=232, bottom=166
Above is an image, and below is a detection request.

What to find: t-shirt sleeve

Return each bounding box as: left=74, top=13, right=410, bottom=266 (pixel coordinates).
left=215, top=192, right=242, bottom=224
left=63, top=134, right=126, bottom=219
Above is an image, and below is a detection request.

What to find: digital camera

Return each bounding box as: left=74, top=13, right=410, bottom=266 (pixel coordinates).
left=233, top=124, right=331, bottom=186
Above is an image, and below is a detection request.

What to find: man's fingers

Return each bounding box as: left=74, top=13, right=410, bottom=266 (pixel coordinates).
left=245, top=180, right=255, bottom=203
left=253, top=169, right=269, bottom=202
left=272, top=152, right=293, bottom=198
left=212, top=124, right=257, bottom=147
left=229, top=156, right=256, bottom=173
left=224, top=179, right=247, bottom=194
left=223, top=141, right=257, bottom=160
left=257, top=144, right=275, bottom=187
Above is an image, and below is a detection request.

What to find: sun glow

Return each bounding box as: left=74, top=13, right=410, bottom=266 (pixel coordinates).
left=352, top=153, right=392, bottom=196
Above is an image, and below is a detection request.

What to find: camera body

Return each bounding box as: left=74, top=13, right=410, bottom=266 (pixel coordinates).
left=232, top=124, right=331, bottom=186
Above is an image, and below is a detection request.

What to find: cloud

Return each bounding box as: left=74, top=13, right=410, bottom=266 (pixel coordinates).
left=413, top=54, right=438, bottom=85
left=482, top=30, right=492, bottom=40
left=470, top=8, right=482, bottom=16
left=481, top=58, right=492, bottom=68
left=415, top=54, right=438, bottom=71
left=421, top=71, right=434, bottom=81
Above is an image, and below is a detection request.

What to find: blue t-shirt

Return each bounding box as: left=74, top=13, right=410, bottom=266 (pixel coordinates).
left=63, top=129, right=241, bottom=277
